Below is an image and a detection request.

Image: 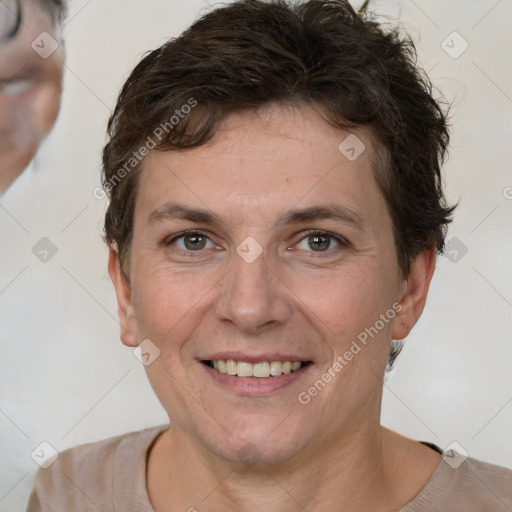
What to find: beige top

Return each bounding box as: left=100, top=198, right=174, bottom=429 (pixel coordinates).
left=27, top=425, right=512, bottom=511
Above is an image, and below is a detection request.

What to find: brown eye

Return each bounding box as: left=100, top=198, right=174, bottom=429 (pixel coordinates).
left=295, top=231, right=346, bottom=254
left=183, top=233, right=208, bottom=250
left=307, top=233, right=331, bottom=251
left=168, top=231, right=216, bottom=252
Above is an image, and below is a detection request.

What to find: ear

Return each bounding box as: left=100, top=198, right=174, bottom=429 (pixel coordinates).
left=108, top=246, right=138, bottom=347
left=392, top=247, right=436, bottom=340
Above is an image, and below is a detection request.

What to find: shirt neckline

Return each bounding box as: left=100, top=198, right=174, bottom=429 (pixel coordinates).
left=113, top=424, right=168, bottom=511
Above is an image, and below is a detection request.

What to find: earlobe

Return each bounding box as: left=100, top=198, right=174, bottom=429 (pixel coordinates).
left=392, top=247, right=436, bottom=340
left=108, top=246, right=139, bottom=347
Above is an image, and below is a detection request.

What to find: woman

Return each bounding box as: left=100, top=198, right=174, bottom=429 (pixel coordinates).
left=27, top=0, right=512, bottom=510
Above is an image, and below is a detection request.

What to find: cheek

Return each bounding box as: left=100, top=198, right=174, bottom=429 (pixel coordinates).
left=291, top=264, right=396, bottom=342
left=131, top=266, right=222, bottom=426
left=0, top=78, right=62, bottom=172
left=29, top=77, right=63, bottom=136
left=131, top=264, right=219, bottom=348
left=0, top=102, right=39, bottom=182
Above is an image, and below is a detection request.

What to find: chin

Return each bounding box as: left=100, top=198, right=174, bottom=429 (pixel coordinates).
left=199, top=417, right=311, bottom=467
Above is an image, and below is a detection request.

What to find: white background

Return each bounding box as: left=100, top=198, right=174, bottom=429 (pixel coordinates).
left=1, top=0, right=511, bottom=509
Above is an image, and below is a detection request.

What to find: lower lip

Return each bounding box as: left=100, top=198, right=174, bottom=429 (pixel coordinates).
left=201, top=362, right=312, bottom=395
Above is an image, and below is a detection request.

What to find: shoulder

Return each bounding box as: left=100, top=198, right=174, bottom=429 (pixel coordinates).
left=403, top=456, right=512, bottom=511
left=453, top=458, right=512, bottom=507
left=27, top=425, right=167, bottom=512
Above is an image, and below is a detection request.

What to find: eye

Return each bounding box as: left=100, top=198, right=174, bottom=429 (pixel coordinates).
left=295, top=231, right=346, bottom=253
left=168, top=231, right=217, bottom=252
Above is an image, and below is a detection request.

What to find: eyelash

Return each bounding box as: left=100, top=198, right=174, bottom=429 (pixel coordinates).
left=165, top=229, right=350, bottom=257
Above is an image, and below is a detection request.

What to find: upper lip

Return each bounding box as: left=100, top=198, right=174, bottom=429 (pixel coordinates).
left=200, top=352, right=313, bottom=364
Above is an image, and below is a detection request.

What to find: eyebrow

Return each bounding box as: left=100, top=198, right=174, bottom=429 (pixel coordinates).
left=147, top=202, right=363, bottom=231
left=147, top=203, right=227, bottom=229
left=276, top=204, right=363, bottom=229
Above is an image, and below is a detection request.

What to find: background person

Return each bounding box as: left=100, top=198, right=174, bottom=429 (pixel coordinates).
left=0, top=0, right=66, bottom=194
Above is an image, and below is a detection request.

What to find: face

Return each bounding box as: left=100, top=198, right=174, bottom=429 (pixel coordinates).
left=110, top=105, right=432, bottom=466
left=0, top=0, right=63, bottom=193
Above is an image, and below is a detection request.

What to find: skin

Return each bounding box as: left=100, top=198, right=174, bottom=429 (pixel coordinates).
left=0, top=0, right=63, bottom=193
left=109, top=105, right=441, bottom=511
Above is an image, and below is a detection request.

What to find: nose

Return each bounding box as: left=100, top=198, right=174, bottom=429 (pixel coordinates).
left=215, top=249, right=294, bottom=334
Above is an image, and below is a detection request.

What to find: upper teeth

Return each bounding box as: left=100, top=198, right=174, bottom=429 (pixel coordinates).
left=211, top=360, right=303, bottom=378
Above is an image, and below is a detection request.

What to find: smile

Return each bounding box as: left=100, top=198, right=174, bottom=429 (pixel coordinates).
left=203, top=360, right=311, bottom=378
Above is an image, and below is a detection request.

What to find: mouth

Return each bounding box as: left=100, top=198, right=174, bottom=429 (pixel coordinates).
left=201, top=359, right=312, bottom=378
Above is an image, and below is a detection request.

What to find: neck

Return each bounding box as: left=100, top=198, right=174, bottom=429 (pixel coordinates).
left=147, top=419, right=416, bottom=512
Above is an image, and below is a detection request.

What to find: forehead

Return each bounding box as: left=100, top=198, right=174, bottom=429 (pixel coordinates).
left=134, top=105, right=387, bottom=229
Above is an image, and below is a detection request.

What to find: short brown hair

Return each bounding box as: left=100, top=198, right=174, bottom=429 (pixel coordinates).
left=101, top=0, right=456, bottom=365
